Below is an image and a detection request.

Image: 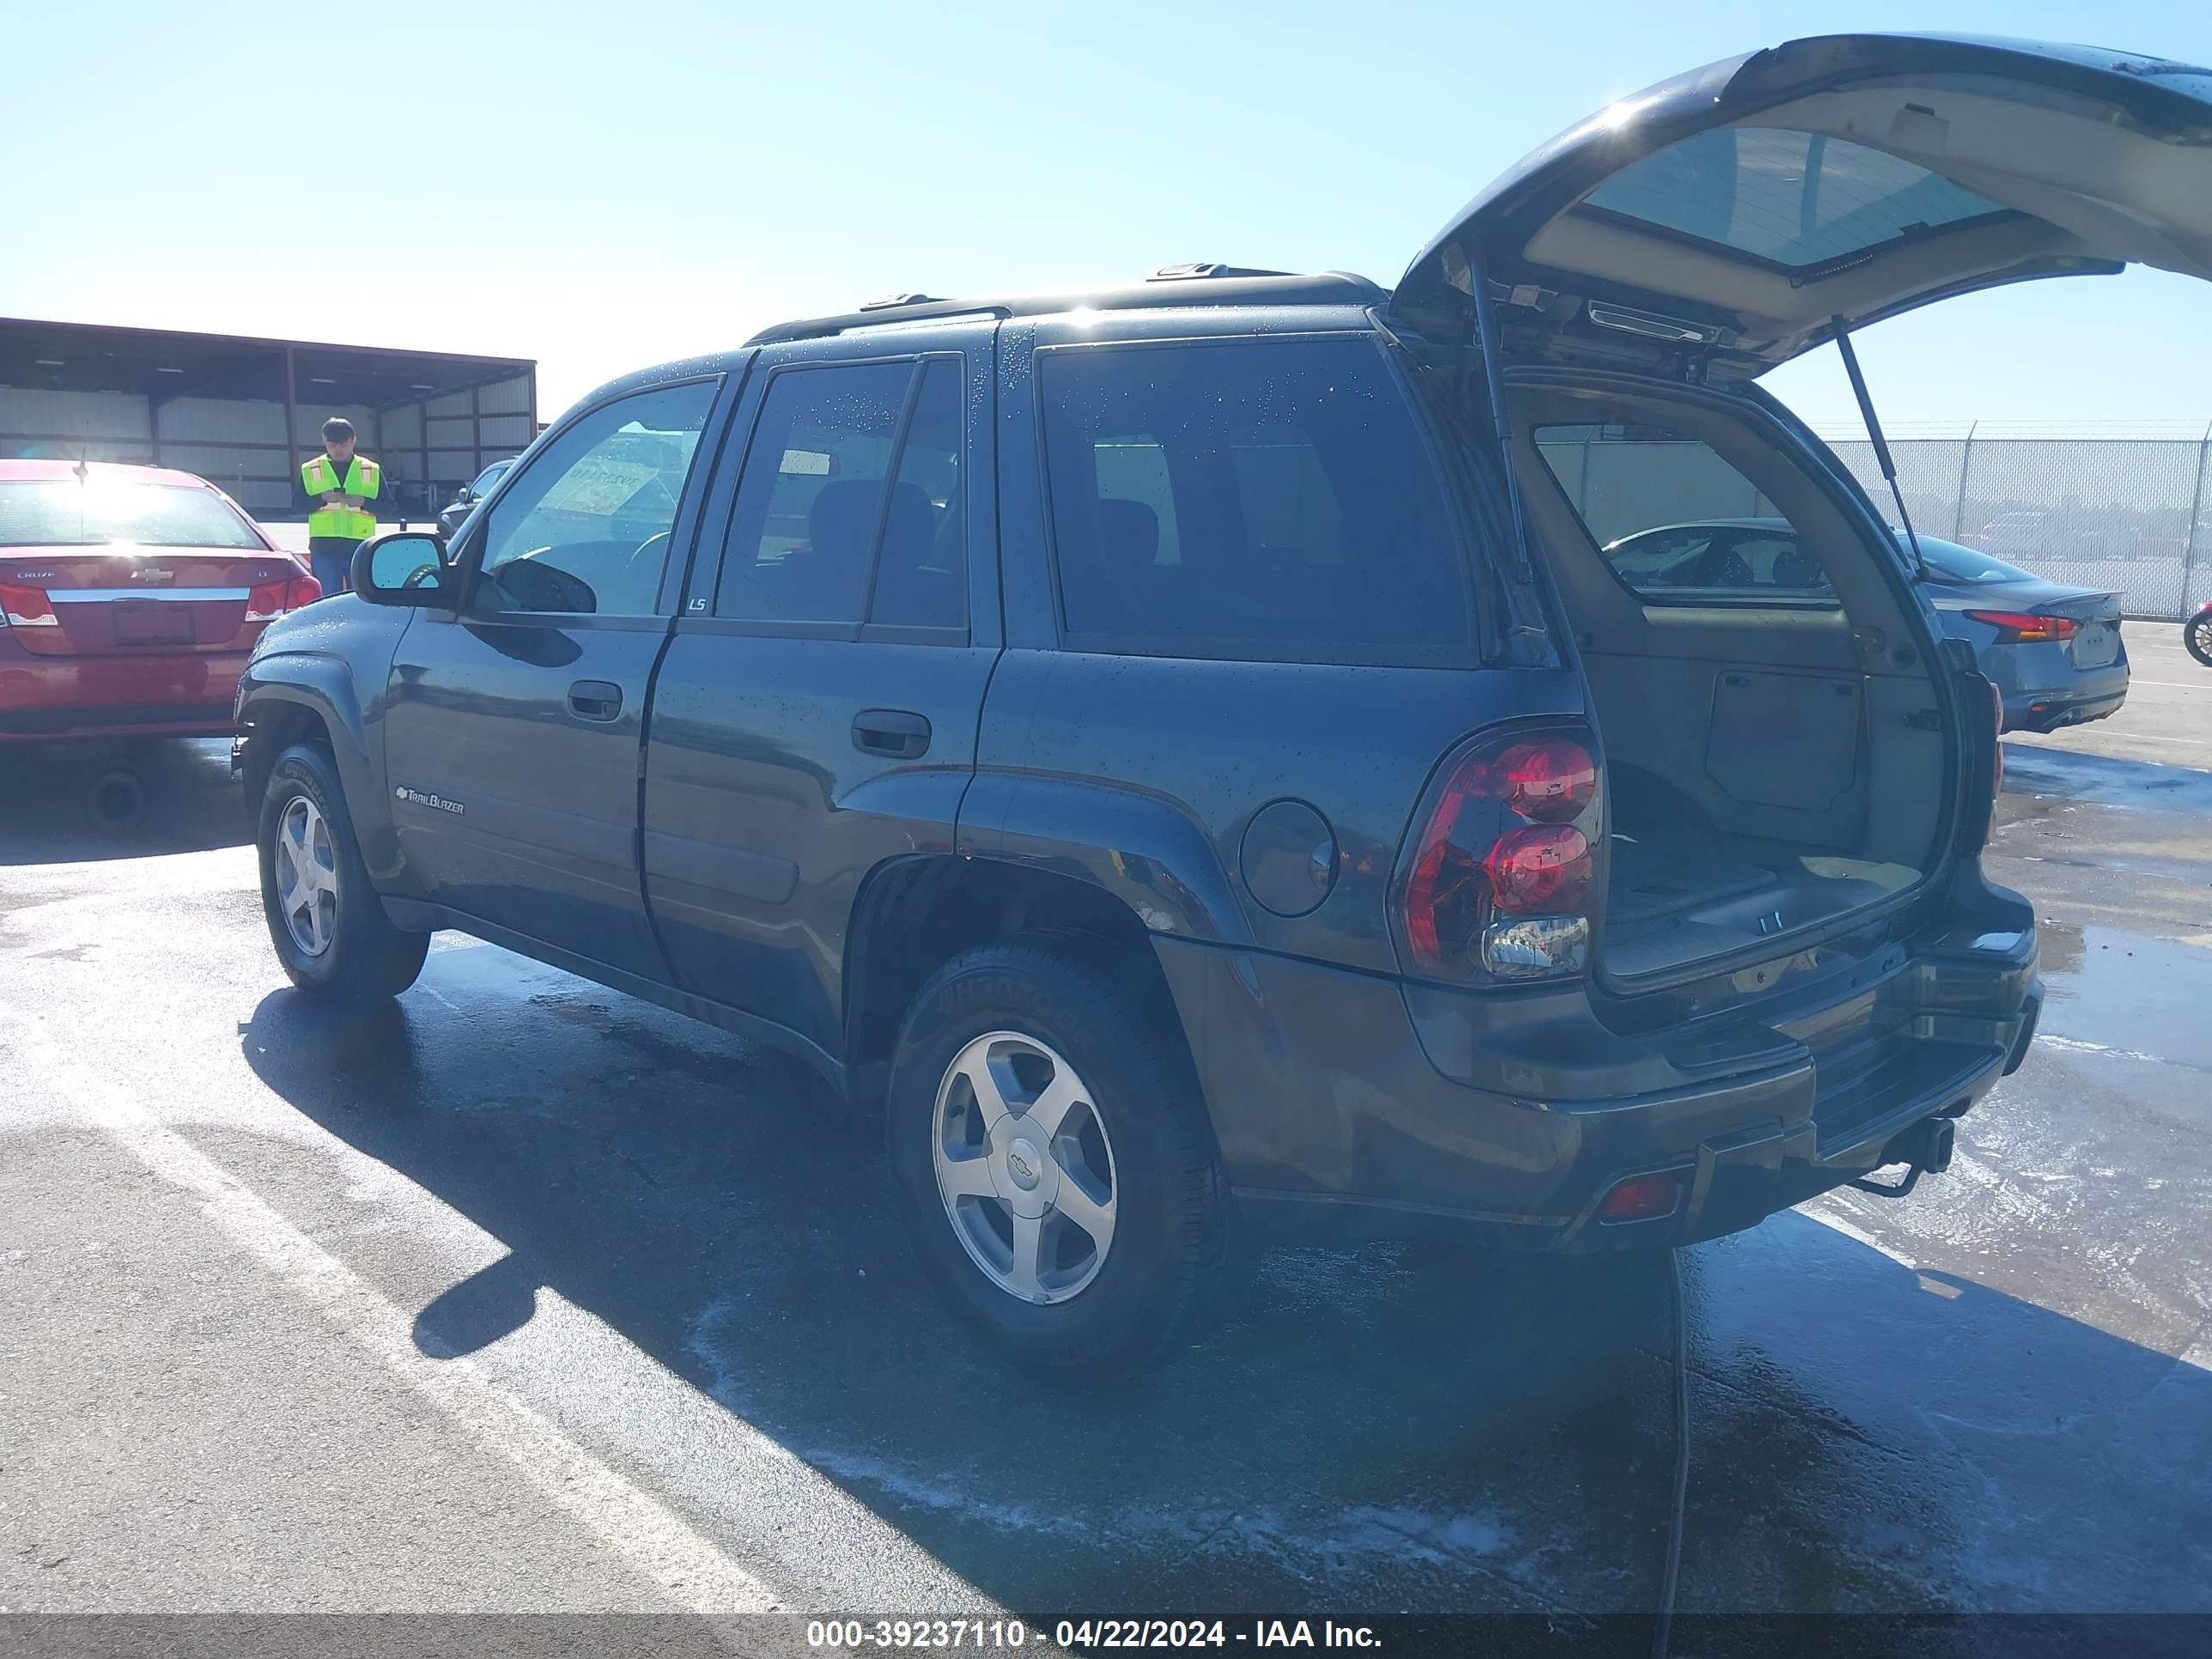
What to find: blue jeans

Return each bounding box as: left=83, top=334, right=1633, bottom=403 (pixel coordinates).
left=307, top=537, right=362, bottom=597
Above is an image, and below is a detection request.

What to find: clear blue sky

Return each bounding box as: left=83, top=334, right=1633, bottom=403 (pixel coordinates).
left=4, top=0, right=2207, bottom=430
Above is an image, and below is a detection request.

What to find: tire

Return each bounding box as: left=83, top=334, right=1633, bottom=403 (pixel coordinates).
left=886, top=939, right=1240, bottom=1381
left=2187, top=613, right=2212, bottom=668
left=257, top=743, right=428, bottom=1003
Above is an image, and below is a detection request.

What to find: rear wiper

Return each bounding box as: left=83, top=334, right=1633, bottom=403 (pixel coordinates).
left=1831, top=315, right=1929, bottom=582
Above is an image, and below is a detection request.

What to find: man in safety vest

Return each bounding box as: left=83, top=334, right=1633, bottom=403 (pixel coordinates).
left=300, top=417, right=381, bottom=596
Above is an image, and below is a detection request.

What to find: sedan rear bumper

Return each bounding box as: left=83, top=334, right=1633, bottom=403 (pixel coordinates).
left=2005, top=684, right=2128, bottom=733
left=0, top=635, right=247, bottom=741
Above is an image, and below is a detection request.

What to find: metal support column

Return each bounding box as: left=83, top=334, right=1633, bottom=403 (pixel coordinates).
left=1950, top=421, right=1977, bottom=540
left=2182, top=419, right=2212, bottom=617
left=282, top=347, right=301, bottom=514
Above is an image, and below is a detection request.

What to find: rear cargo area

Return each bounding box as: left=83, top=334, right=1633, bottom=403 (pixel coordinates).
left=1510, top=377, right=1951, bottom=981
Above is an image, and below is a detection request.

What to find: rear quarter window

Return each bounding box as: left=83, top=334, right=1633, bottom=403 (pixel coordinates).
left=1037, top=337, right=1475, bottom=665
left=1533, top=422, right=1839, bottom=607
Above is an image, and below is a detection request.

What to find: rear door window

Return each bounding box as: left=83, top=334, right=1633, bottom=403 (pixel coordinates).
left=713, top=356, right=969, bottom=632
left=1037, top=337, right=1474, bottom=665
left=1533, top=423, right=1838, bottom=605
left=714, top=362, right=912, bottom=625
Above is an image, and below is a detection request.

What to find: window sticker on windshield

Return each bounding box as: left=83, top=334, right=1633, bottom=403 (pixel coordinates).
left=535, top=458, right=672, bottom=518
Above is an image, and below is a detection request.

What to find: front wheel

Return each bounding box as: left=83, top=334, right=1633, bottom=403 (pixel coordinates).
left=885, top=940, right=1241, bottom=1380
left=2186, top=611, right=2212, bottom=668
left=257, top=743, right=428, bottom=1003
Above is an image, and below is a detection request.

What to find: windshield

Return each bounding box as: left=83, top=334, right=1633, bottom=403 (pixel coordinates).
left=1906, top=533, right=2039, bottom=586
left=0, top=477, right=265, bottom=549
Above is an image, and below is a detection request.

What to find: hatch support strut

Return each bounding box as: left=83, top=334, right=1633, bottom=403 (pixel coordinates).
left=1471, top=253, right=1536, bottom=586
left=1832, top=316, right=1929, bottom=580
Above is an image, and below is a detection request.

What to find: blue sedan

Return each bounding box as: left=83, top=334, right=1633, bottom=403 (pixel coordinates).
left=1905, top=534, right=2129, bottom=735
left=1595, top=519, right=2129, bottom=735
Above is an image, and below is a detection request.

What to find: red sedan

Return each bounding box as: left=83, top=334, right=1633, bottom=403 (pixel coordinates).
left=0, top=459, right=319, bottom=743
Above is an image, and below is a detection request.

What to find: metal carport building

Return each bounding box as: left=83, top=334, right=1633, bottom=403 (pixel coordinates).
left=0, top=317, right=537, bottom=521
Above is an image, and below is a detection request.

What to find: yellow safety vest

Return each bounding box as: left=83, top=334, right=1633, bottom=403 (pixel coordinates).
left=301, top=453, right=381, bottom=541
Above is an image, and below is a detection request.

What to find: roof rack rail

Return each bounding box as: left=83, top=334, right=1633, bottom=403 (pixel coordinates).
left=747, top=300, right=1017, bottom=346
left=1146, top=262, right=1292, bottom=282
left=741, top=271, right=1389, bottom=348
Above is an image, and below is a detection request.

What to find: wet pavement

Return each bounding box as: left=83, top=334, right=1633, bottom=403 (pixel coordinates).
left=1, top=633, right=2207, bottom=1632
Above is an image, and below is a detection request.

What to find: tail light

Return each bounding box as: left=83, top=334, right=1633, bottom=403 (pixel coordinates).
left=1396, top=728, right=1601, bottom=982
left=244, top=573, right=322, bottom=621
left=0, top=581, right=58, bottom=629
left=1964, top=609, right=2077, bottom=644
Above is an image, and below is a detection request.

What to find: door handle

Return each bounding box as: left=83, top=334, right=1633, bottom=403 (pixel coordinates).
left=567, top=679, right=623, bottom=721
left=853, top=708, right=931, bottom=759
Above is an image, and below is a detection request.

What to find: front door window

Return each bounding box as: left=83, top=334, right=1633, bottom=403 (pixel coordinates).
left=475, top=381, right=717, bottom=616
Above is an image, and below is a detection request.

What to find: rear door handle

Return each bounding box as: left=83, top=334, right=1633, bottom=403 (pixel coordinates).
left=853, top=708, right=930, bottom=759
left=567, top=679, right=623, bottom=722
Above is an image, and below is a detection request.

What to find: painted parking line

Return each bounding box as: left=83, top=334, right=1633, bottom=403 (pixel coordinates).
left=4, top=997, right=785, bottom=1621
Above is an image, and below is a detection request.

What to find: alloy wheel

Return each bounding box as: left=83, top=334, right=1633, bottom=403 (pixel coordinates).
left=932, top=1030, right=1118, bottom=1305
left=274, top=794, right=339, bottom=957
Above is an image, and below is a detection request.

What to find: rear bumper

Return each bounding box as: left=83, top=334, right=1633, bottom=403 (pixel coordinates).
left=1159, top=904, right=2039, bottom=1251
left=2005, top=685, right=2127, bottom=733
left=1996, top=653, right=2129, bottom=733
left=0, top=637, right=246, bottom=741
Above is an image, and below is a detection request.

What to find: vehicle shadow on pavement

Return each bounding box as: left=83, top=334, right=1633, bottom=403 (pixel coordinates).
left=237, top=971, right=2211, bottom=1622
left=0, top=738, right=246, bottom=863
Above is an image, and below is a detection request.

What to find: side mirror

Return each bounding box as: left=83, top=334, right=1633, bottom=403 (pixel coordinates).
left=351, top=532, right=453, bottom=607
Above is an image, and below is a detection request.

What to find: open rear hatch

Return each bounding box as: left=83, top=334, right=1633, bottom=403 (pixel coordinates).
left=1387, top=33, right=2211, bottom=988
left=1391, top=34, right=2212, bottom=375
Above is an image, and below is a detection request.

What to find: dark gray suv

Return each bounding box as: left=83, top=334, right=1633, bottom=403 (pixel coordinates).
left=234, top=34, right=2210, bottom=1376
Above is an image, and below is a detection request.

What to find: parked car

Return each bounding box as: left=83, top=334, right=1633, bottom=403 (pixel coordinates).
left=1911, top=534, right=2128, bottom=732
left=1597, top=520, right=2130, bottom=733
left=436, top=459, right=516, bottom=541
left=2, top=459, right=318, bottom=744
left=237, top=33, right=2212, bottom=1375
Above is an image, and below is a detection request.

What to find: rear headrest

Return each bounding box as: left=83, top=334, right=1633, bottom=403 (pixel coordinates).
left=809, top=480, right=880, bottom=562
left=1096, top=497, right=1159, bottom=567
left=878, top=482, right=936, bottom=569
left=1771, top=543, right=1823, bottom=588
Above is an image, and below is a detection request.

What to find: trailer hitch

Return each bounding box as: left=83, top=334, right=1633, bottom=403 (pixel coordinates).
left=1849, top=1115, right=1957, bottom=1200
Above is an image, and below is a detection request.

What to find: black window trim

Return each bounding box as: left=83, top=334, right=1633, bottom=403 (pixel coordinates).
left=446, top=371, right=730, bottom=628
left=1030, top=330, right=1485, bottom=670
left=694, top=349, right=972, bottom=645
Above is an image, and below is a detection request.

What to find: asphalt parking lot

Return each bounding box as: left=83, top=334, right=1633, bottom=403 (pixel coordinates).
left=2, top=631, right=2207, bottom=1643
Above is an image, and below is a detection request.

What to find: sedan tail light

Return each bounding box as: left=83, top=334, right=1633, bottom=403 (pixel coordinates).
left=1396, top=728, right=1602, bottom=982
left=0, top=581, right=58, bottom=629
left=1964, top=609, right=2078, bottom=644
left=243, top=574, right=322, bottom=621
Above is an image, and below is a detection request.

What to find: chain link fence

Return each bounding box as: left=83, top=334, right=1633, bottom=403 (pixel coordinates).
left=1817, top=423, right=2212, bottom=620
